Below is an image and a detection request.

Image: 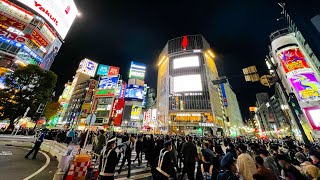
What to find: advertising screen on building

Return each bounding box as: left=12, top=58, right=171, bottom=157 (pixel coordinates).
left=108, top=66, right=120, bottom=76
left=289, top=73, right=320, bottom=100
left=77, top=59, right=98, bottom=77
left=304, top=107, right=320, bottom=130
left=131, top=105, right=142, bottom=120
left=278, top=48, right=310, bottom=73
left=17, top=0, right=78, bottom=39
left=98, top=76, right=119, bottom=89
left=124, top=85, right=144, bottom=100
left=173, top=74, right=202, bottom=93
left=129, top=61, right=146, bottom=80
left=173, top=56, right=199, bottom=69
left=97, top=64, right=110, bottom=76
left=113, top=99, right=124, bottom=126
left=40, top=38, right=62, bottom=70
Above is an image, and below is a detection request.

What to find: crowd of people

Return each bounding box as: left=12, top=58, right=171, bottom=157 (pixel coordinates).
left=20, top=128, right=320, bottom=180
left=97, top=133, right=320, bottom=180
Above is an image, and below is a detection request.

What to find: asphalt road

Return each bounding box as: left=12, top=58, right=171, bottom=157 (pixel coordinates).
left=0, top=143, right=58, bottom=180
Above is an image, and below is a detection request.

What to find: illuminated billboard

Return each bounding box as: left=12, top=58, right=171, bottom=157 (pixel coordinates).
left=99, top=76, right=119, bottom=89
left=131, top=105, right=142, bottom=120
left=304, top=107, right=320, bottom=130
left=289, top=73, right=320, bottom=100
left=278, top=48, right=310, bottom=73
left=77, top=59, right=98, bottom=77
left=40, top=38, right=62, bottom=70
left=17, top=0, right=78, bottom=39
left=113, top=99, right=124, bottom=126
left=173, top=74, right=202, bottom=93
left=129, top=61, right=146, bottom=80
left=124, top=85, right=144, bottom=100
left=0, top=0, right=33, bottom=24
left=97, top=64, right=110, bottom=75
left=173, top=56, right=199, bottom=69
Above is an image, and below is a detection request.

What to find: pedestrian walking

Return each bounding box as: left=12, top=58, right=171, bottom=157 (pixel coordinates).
left=237, top=143, right=257, bottom=180
left=156, top=140, right=177, bottom=180
left=133, top=135, right=143, bottom=166
left=25, top=128, right=46, bottom=159
left=65, top=128, right=75, bottom=146
left=181, top=136, right=197, bottom=180
left=217, top=152, right=240, bottom=180
left=118, top=136, right=134, bottom=178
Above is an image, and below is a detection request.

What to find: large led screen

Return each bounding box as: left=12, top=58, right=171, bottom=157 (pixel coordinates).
left=289, top=73, right=320, bottom=100
left=173, top=74, right=202, bottom=92
left=17, top=0, right=78, bottom=39
left=304, top=107, right=320, bottom=130
left=278, top=48, right=310, bottom=73
left=99, top=76, right=119, bottom=89
left=173, top=56, right=199, bottom=69
left=124, top=85, right=144, bottom=100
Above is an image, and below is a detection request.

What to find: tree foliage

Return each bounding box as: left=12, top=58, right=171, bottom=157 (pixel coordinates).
left=43, top=101, right=61, bottom=120
left=0, top=65, right=57, bottom=124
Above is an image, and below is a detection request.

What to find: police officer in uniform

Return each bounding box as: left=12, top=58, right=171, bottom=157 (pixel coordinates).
left=99, top=137, right=120, bottom=180
left=25, top=128, right=47, bottom=159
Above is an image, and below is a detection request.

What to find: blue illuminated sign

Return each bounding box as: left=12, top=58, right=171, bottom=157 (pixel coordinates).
left=125, top=85, right=144, bottom=101
left=87, top=61, right=95, bottom=71
left=220, top=84, right=228, bottom=107
left=0, top=36, right=43, bottom=63
left=97, top=64, right=110, bottom=75
left=99, top=76, right=119, bottom=89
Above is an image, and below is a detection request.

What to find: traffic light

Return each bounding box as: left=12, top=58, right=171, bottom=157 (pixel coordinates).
left=36, top=103, right=45, bottom=114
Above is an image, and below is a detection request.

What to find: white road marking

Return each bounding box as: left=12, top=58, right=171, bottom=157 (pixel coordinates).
left=0, top=151, right=13, bottom=155
left=22, top=148, right=50, bottom=180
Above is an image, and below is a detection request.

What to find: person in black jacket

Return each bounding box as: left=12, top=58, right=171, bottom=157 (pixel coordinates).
left=99, top=137, right=120, bottom=180
left=156, top=140, right=177, bottom=180
left=133, top=135, right=143, bottom=166
left=181, top=136, right=197, bottom=180
left=118, top=137, right=134, bottom=178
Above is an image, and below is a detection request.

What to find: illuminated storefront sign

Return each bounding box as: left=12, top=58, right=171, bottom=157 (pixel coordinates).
left=77, top=59, right=98, bottom=77
left=17, top=0, right=78, bottom=39
left=39, top=23, right=56, bottom=43
left=97, top=64, right=110, bottom=76
left=108, top=66, right=120, bottom=76
left=278, top=48, right=310, bottom=73
left=0, top=0, right=33, bottom=24
left=0, top=26, right=26, bottom=43
left=0, top=14, right=26, bottom=30
left=118, top=82, right=126, bottom=99
left=129, top=61, right=146, bottom=80
left=199, top=123, right=215, bottom=127
left=62, top=85, right=71, bottom=99
left=220, top=84, right=228, bottom=107
left=31, top=29, right=48, bottom=47
left=289, top=73, right=320, bottom=100
left=95, top=89, right=115, bottom=97
left=113, top=99, right=124, bottom=126
left=304, top=107, right=320, bottom=130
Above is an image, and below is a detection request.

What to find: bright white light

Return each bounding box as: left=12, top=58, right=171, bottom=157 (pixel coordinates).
left=77, top=12, right=82, bottom=17
left=173, top=56, right=199, bottom=69
left=193, top=50, right=201, bottom=52
left=309, top=109, right=320, bottom=127
left=266, top=102, right=270, bottom=107
left=173, top=74, right=202, bottom=92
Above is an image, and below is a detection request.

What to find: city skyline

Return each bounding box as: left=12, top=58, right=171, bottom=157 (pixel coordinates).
left=50, top=0, right=320, bottom=118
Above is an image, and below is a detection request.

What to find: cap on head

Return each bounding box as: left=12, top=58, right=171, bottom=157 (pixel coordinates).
left=221, top=152, right=236, bottom=169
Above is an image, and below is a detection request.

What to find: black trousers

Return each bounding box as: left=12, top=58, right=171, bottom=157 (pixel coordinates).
left=181, top=162, right=195, bottom=180
left=119, top=156, right=131, bottom=177
left=25, top=141, right=41, bottom=159
left=99, top=176, right=114, bottom=180
left=133, top=151, right=142, bottom=165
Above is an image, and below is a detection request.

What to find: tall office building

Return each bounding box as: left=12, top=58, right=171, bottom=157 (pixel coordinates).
left=156, top=35, right=228, bottom=135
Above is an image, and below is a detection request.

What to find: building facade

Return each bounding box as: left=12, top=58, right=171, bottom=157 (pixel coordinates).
left=0, top=0, right=78, bottom=72
left=156, top=35, right=226, bottom=135
left=269, top=28, right=320, bottom=139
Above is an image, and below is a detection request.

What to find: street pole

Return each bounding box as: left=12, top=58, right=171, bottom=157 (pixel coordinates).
left=266, top=56, right=310, bottom=144
left=82, top=96, right=96, bottom=151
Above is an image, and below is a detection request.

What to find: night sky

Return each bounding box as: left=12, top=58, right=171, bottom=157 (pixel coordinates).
left=51, top=0, right=320, bottom=118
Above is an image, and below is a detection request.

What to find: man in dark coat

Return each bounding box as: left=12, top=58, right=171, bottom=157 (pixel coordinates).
left=181, top=136, right=197, bottom=180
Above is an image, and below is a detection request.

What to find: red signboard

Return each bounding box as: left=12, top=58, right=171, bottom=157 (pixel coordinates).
left=111, top=99, right=118, bottom=118
left=278, top=48, right=310, bottom=73
left=0, top=14, right=26, bottom=30
left=108, top=66, right=120, bottom=76
left=31, top=29, right=48, bottom=47
left=113, top=99, right=124, bottom=126
left=0, top=26, right=26, bottom=43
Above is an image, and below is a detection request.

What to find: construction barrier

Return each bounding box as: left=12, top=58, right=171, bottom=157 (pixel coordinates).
left=73, top=154, right=90, bottom=180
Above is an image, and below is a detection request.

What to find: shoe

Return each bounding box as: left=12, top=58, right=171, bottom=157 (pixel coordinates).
left=32, top=157, right=37, bottom=160
left=118, top=170, right=121, bottom=174
left=127, top=175, right=130, bottom=178
left=24, top=156, right=28, bottom=159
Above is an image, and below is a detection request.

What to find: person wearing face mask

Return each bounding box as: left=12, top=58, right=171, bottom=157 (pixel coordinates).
left=99, top=137, right=120, bottom=180
left=276, top=154, right=307, bottom=180
left=217, top=152, right=240, bottom=180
